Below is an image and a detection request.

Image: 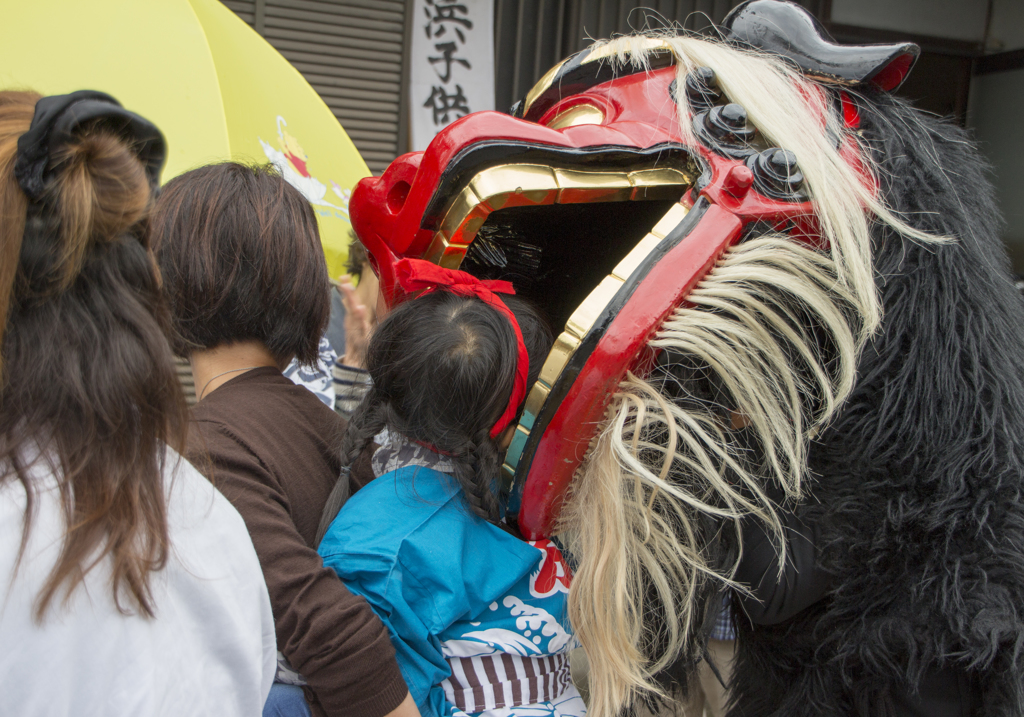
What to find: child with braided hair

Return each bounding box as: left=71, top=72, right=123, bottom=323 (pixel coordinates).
left=316, top=259, right=584, bottom=717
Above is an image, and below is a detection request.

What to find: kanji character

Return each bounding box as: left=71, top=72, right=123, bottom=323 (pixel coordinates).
left=423, top=1, right=472, bottom=44
left=423, top=84, right=470, bottom=125
left=428, top=41, right=471, bottom=83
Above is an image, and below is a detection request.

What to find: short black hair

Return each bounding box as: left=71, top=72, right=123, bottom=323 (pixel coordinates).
left=344, top=231, right=369, bottom=277
left=371, top=291, right=551, bottom=444
left=326, top=290, right=553, bottom=531
left=151, top=162, right=330, bottom=365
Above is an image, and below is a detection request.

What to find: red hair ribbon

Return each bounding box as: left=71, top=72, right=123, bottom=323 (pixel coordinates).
left=394, top=258, right=528, bottom=439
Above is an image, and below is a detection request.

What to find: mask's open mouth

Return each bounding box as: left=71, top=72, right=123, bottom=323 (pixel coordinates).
left=410, top=146, right=703, bottom=505
left=465, top=196, right=688, bottom=329
left=421, top=146, right=698, bottom=332
left=354, top=134, right=706, bottom=531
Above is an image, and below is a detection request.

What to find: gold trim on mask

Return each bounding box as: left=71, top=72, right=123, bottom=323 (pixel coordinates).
left=424, top=164, right=692, bottom=269
left=523, top=59, right=568, bottom=118
left=521, top=39, right=676, bottom=119
left=500, top=201, right=691, bottom=489
left=546, top=103, right=605, bottom=129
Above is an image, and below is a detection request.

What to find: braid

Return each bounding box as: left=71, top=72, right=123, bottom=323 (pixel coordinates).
left=353, top=290, right=553, bottom=531
left=449, top=427, right=503, bottom=524
left=340, top=387, right=388, bottom=466
left=315, top=389, right=387, bottom=546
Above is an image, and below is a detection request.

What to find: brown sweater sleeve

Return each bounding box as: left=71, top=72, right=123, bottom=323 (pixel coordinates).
left=190, top=422, right=408, bottom=717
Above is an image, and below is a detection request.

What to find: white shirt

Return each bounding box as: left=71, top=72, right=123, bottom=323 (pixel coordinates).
left=0, top=448, right=276, bottom=716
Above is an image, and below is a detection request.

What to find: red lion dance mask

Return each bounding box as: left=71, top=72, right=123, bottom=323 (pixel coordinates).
left=351, top=1, right=915, bottom=539
left=349, top=2, right=1024, bottom=715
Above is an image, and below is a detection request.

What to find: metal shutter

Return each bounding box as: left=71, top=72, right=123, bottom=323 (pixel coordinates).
left=222, top=0, right=256, bottom=25
left=221, top=0, right=410, bottom=174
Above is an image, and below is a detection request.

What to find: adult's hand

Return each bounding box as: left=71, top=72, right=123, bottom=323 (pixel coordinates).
left=338, top=279, right=373, bottom=369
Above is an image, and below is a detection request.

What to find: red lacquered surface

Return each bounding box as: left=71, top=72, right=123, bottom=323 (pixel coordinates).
left=518, top=204, right=744, bottom=538
left=347, top=60, right=876, bottom=538
left=350, top=68, right=685, bottom=309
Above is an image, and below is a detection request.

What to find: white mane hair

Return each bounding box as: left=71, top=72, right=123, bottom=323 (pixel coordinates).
left=557, top=34, right=945, bottom=717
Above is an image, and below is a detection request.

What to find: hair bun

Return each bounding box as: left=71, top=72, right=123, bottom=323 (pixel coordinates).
left=58, top=130, right=151, bottom=237
left=45, top=130, right=152, bottom=287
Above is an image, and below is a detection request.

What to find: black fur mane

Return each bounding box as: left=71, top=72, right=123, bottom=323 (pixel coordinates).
left=727, top=91, right=1024, bottom=716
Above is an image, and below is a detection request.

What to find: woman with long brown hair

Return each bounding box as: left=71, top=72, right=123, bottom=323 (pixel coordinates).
left=0, top=90, right=276, bottom=715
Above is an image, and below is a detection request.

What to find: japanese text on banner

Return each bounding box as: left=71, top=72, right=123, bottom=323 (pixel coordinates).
left=410, top=0, right=495, bottom=152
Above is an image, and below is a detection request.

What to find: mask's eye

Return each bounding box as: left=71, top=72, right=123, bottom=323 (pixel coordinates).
left=543, top=101, right=605, bottom=129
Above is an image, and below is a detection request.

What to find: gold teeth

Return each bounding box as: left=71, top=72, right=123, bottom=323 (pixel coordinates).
left=612, top=203, right=690, bottom=280
left=502, top=202, right=691, bottom=483
left=425, top=164, right=691, bottom=267
left=538, top=333, right=579, bottom=388
left=566, top=276, right=622, bottom=338
left=523, top=381, right=551, bottom=422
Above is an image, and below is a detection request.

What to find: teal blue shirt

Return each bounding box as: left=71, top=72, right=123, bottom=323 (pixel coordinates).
left=318, top=466, right=583, bottom=716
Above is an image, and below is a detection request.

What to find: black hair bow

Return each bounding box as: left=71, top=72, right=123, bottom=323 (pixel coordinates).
left=14, top=90, right=166, bottom=201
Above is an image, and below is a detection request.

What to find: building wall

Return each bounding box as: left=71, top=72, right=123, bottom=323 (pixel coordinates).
left=223, top=0, right=410, bottom=174
left=969, top=67, right=1024, bottom=272
left=987, top=0, right=1024, bottom=53
left=831, top=0, right=988, bottom=42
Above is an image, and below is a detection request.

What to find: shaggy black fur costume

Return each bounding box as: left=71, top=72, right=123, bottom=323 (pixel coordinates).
left=726, top=91, right=1024, bottom=716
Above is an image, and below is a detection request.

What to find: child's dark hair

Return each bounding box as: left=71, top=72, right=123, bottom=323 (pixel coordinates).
left=317, top=290, right=552, bottom=542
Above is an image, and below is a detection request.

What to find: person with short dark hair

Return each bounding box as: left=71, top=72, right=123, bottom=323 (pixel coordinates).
left=151, top=162, right=418, bottom=717
left=155, top=162, right=329, bottom=370
left=317, top=261, right=584, bottom=717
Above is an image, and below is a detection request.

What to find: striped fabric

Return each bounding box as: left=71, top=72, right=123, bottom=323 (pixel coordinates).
left=442, top=652, right=573, bottom=713
left=283, top=336, right=337, bottom=409
left=709, top=591, right=736, bottom=642
left=331, top=361, right=372, bottom=419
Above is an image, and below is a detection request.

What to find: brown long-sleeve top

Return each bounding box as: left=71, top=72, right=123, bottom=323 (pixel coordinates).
left=187, top=367, right=407, bottom=717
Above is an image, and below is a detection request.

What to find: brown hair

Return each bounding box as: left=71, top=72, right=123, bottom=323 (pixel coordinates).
left=344, top=230, right=369, bottom=277
left=150, top=162, right=330, bottom=366
left=0, top=90, right=188, bottom=620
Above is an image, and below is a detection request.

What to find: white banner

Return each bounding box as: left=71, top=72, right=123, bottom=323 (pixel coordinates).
left=410, top=0, right=495, bottom=152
